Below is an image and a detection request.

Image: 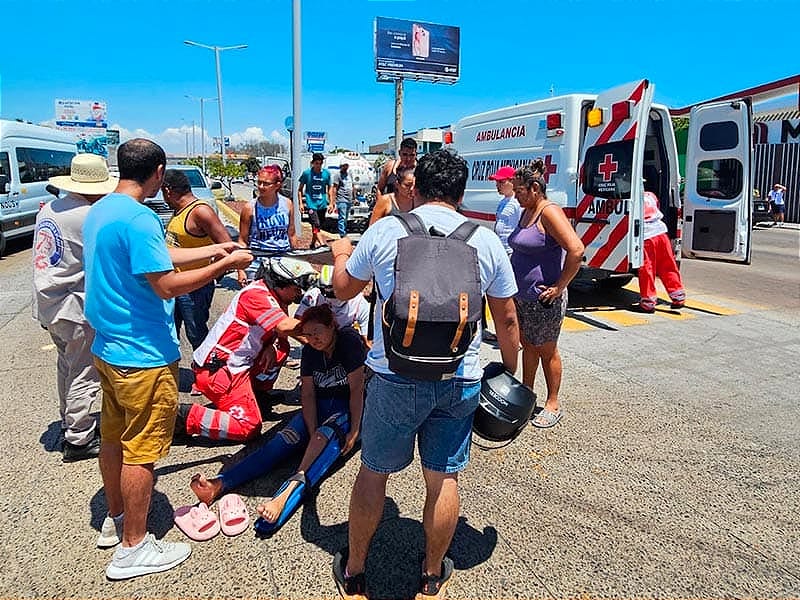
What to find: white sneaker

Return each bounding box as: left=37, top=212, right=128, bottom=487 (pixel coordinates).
left=105, top=533, right=191, bottom=580
left=97, top=513, right=124, bottom=548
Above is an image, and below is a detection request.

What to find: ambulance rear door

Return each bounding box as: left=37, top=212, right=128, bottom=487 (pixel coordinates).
left=576, top=79, right=654, bottom=274
left=683, top=98, right=752, bottom=263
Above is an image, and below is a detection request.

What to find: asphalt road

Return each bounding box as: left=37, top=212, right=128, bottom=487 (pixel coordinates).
left=0, top=223, right=797, bottom=599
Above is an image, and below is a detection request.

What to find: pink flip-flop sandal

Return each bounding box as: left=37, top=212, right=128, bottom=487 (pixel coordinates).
left=218, top=493, right=250, bottom=537
left=174, top=503, right=220, bottom=541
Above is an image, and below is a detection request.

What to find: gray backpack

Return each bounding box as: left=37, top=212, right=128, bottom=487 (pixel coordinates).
left=379, top=212, right=482, bottom=381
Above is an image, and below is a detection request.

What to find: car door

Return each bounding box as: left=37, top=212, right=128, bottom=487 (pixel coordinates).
left=576, top=79, right=654, bottom=273
left=682, top=98, right=753, bottom=263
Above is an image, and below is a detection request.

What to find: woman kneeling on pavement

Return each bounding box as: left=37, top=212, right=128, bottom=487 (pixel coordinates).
left=189, top=304, right=365, bottom=526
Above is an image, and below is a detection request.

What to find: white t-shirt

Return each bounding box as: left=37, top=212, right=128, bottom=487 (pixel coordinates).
left=768, top=189, right=785, bottom=206
left=494, top=194, right=522, bottom=254
left=295, top=287, right=370, bottom=334
left=346, top=203, right=517, bottom=380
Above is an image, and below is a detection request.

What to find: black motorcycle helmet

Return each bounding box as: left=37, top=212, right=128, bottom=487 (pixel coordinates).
left=472, top=362, right=537, bottom=443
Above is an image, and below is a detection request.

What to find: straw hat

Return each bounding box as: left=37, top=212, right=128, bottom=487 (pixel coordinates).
left=49, top=153, right=118, bottom=195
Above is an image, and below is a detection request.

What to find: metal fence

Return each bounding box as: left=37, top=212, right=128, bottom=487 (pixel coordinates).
left=754, top=143, right=799, bottom=223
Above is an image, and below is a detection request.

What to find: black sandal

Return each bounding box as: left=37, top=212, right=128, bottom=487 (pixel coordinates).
left=416, top=556, right=454, bottom=599
left=332, top=547, right=367, bottom=599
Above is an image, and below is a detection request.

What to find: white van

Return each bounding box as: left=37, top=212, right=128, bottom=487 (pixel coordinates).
left=451, top=79, right=753, bottom=285
left=0, top=120, right=77, bottom=256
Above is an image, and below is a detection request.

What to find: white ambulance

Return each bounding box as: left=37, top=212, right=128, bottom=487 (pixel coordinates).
left=451, top=79, right=753, bottom=286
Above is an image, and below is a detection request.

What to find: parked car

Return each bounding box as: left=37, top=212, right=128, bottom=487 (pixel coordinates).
left=752, top=189, right=772, bottom=226
left=144, top=165, right=237, bottom=239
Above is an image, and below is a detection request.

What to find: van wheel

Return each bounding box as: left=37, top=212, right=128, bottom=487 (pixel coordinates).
left=598, top=275, right=634, bottom=289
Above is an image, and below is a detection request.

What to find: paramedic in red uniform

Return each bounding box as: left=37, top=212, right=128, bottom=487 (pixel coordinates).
left=636, top=191, right=686, bottom=313
left=174, top=257, right=317, bottom=442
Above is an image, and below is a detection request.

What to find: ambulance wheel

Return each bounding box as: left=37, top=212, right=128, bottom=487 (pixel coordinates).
left=599, top=275, right=633, bottom=289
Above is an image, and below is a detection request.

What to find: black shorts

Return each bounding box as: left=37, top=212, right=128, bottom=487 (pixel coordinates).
left=307, top=208, right=327, bottom=232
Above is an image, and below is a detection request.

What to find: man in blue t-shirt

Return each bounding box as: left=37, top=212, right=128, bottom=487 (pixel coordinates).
left=83, top=138, right=253, bottom=581
left=297, top=152, right=332, bottom=249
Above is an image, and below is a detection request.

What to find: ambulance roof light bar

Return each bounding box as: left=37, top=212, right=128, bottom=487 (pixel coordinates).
left=546, top=112, right=564, bottom=138
left=612, top=100, right=632, bottom=121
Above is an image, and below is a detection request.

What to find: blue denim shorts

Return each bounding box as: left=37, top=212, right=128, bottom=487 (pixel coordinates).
left=360, top=372, right=481, bottom=474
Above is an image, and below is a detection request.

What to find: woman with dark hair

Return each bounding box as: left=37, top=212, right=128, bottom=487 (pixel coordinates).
left=368, top=166, right=416, bottom=226
left=188, top=304, right=365, bottom=524
left=237, top=164, right=297, bottom=286
left=509, top=166, right=584, bottom=428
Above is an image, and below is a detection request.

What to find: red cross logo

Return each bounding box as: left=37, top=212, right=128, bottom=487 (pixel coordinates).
left=542, top=154, right=558, bottom=184
left=598, top=153, right=618, bottom=182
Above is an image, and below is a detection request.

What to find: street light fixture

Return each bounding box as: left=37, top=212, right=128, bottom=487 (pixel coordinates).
left=184, top=40, right=247, bottom=167
left=186, top=94, right=218, bottom=174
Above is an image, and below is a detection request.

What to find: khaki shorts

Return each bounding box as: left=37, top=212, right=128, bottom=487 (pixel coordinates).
left=95, top=358, right=179, bottom=465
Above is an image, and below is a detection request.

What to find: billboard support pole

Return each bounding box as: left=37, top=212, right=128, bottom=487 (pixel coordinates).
left=394, top=78, right=404, bottom=156
left=291, top=0, right=303, bottom=236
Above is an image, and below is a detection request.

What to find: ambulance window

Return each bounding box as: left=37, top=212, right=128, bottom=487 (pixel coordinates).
left=699, top=121, right=738, bottom=151
left=582, top=140, right=634, bottom=199
left=695, top=158, right=743, bottom=200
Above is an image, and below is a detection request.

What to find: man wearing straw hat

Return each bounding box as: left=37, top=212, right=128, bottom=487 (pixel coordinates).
left=33, top=153, right=118, bottom=462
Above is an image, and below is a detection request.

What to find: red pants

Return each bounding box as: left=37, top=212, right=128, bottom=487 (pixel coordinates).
left=638, top=234, right=685, bottom=311
left=189, top=366, right=262, bottom=442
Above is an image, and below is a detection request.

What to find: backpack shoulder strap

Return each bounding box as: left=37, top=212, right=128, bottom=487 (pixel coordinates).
left=394, top=212, right=427, bottom=236
left=448, top=220, right=480, bottom=242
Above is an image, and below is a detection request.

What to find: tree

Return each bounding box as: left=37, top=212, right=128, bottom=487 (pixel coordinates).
left=234, top=140, right=287, bottom=158
left=243, top=156, right=261, bottom=174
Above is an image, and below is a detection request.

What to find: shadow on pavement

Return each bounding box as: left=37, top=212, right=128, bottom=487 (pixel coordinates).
left=299, top=495, right=498, bottom=599
left=88, top=479, right=175, bottom=541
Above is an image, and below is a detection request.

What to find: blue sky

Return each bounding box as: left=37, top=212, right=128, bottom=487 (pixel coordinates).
left=1, top=0, right=796, bottom=155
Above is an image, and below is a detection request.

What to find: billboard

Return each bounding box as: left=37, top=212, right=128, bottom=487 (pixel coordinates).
left=55, top=99, right=107, bottom=128
left=374, top=17, right=460, bottom=83
left=55, top=99, right=109, bottom=156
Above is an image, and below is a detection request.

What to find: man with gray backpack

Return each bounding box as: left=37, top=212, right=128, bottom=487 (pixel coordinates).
left=330, top=149, right=519, bottom=599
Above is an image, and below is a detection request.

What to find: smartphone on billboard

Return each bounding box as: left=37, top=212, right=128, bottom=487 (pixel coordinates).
left=412, top=23, right=430, bottom=58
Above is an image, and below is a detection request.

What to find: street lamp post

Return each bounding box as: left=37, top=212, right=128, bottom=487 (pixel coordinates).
left=186, top=95, right=218, bottom=174
left=184, top=40, right=247, bottom=167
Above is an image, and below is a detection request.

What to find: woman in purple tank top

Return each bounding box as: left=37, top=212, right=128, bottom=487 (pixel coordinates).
left=508, top=165, right=584, bottom=429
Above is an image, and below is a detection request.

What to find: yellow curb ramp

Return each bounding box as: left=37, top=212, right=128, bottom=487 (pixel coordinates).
left=216, top=199, right=241, bottom=227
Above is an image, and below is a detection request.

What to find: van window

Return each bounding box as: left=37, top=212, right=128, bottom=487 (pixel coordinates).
left=699, top=121, right=738, bottom=151
left=0, top=152, right=10, bottom=183
left=695, top=158, right=743, bottom=200
left=15, top=147, right=74, bottom=183
left=582, top=140, right=634, bottom=199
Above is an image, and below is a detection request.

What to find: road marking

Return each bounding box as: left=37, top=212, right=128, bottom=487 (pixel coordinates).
left=216, top=200, right=240, bottom=227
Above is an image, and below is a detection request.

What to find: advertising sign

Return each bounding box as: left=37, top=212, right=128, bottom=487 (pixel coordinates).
left=55, top=99, right=107, bottom=128
left=105, top=129, right=120, bottom=146
left=374, top=17, right=460, bottom=83
left=55, top=99, right=109, bottom=156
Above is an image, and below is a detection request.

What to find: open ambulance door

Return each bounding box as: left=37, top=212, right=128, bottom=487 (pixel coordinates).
left=683, top=99, right=752, bottom=263
left=576, top=80, right=654, bottom=276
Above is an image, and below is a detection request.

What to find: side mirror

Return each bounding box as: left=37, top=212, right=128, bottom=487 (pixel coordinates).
left=211, top=181, right=222, bottom=190
left=0, top=174, right=9, bottom=194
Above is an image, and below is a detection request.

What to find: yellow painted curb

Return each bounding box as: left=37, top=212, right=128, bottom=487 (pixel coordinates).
left=216, top=199, right=240, bottom=227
